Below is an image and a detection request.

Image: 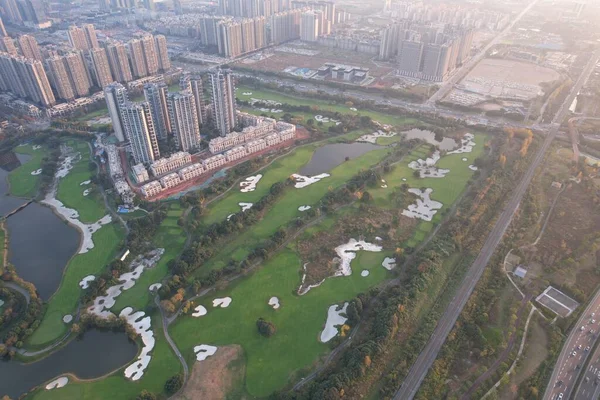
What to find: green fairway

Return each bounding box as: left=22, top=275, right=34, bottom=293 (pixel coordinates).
left=8, top=144, right=46, bottom=198
left=26, top=223, right=124, bottom=347
left=171, top=246, right=393, bottom=397
left=111, top=204, right=187, bottom=313
left=28, top=315, right=182, bottom=400
left=56, top=139, right=106, bottom=223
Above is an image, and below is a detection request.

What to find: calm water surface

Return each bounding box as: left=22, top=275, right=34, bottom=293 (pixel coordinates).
left=300, top=142, right=382, bottom=176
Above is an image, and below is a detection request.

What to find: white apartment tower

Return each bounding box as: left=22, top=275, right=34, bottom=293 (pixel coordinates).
left=122, top=101, right=161, bottom=164
left=128, top=39, right=147, bottom=78
left=89, top=47, right=113, bottom=88
left=210, top=69, right=237, bottom=137
left=167, top=91, right=201, bottom=152
left=104, top=82, right=129, bottom=142
left=154, top=35, right=170, bottom=71
left=141, top=35, right=159, bottom=75
left=105, top=41, right=133, bottom=83
left=300, top=11, right=320, bottom=42
left=144, top=82, right=171, bottom=139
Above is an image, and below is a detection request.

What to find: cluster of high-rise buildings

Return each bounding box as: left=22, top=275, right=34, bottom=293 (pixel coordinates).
left=0, top=22, right=170, bottom=109
left=379, top=21, right=474, bottom=82
left=0, top=0, right=50, bottom=29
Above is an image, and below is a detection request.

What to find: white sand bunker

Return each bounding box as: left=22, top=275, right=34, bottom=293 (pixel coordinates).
left=357, top=130, right=397, bottom=144
left=402, top=178, right=407, bottom=182
left=0, top=299, right=4, bottom=307
left=462, top=157, right=468, bottom=162
left=298, top=205, right=311, bottom=211
left=79, top=275, right=96, bottom=289
left=469, top=165, right=478, bottom=171
left=194, top=344, right=217, bottom=361
left=55, top=155, right=77, bottom=178
left=31, top=168, right=42, bottom=175
left=192, top=305, right=207, bottom=317
left=149, top=283, right=162, bottom=291
left=268, top=297, right=280, bottom=309
left=382, top=257, right=396, bottom=270
left=45, top=377, right=68, bottom=390
left=448, top=133, right=476, bottom=154
left=320, top=303, right=348, bottom=343
left=361, top=270, right=370, bottom=277
left=243, top=92, right=253, bottom=95
left=62, top=314, right=73, bottom=323
left=408, top=150, right=449, bottom=178
left=120, top=307, right=155, bottom=381
left=80, top=180, right=91, bottom=186
left=83, top=189, right=91, bottom=196
left=239, top=202, right=253, bottom=211
left=350, top=107, right=358, bottom=111
left=213, top=297, right=232, bottom=308
left=240, top=174, right=262, bottom=192
left=402, top=188, right=443, bottom=222
left=88, top=249, right=165, bottom=318
left=32, top=145, right=42, bottom=150
left=291, top=173, right=330, bottom=188
left=381, top=184, right=388, bottom=188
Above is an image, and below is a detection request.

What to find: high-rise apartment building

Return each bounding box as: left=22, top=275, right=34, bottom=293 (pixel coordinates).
left=0, top=52, right=55, bottom=106
left=217, top=20, right=243, bottom=58
left=104, top=82, right=129, bottom=142
left=144, top=82, right=171, bottom=139
left=121, top=101, right=161, bottom=164
left=46, top=55, right=75, bottom=100
left=0, top=0, right=22, bottom=23
left=270, top=9, right=303, bottom=44
left=300, top=11, right=319, bottom=42
left=46, top=52, right=91, bottom=100
left=240, top=18, right=256, bottom=53
left=63, top=52, right=91, bottom=97
left=210, top=69, right=236, bottom=136
left=0, top=36, right=17, bottom=55
left=167, top=91, right=201, bottom=152
left=89, top=47, right=113, bottom=88
left=18, top=34, right=42, bottom=61
left=0, top=16, right=7, bottom=36
left=154, top=35, right=170, bottom=71
left=189, top=75, right=207, bottom=125
left=18, top=0, right=48, bottom=28
left=200, top=17, right=220, bottom=46
left=82, top=24, right=100, bottom=49
left=141, top=35, right=158, bottom=75
left=105, top=41, right=132, bottom=83
left=68, top=24, right=99, bottom=50
left=254, top=16, right=266, bottom=48
left=128, top=38, right=147, bottom=78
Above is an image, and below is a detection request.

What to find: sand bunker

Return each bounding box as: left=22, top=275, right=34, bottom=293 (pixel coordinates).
left=0, top=299, right=4, bottom=307
left=194, top=344, right=218, bottom=361
left=88, top=249, right=164, bottom=318
left=268, top=297, right=280, bottom=309
left=402, top=188, right=443, bottom=222
left=361, top=270, right=370, bottom=277
left=242, top=92, right=253, bottom=95
left=239, top=202, right=253, bottom=212
left=45, top=377, right=68, bottom=390
left=462, top=157, right=468, bottom=162
left=31, top=168, right=42, bottom=175
left=469, top=165, right=478, bottom=171
left=291, top=173, right=330, bottom=188
left=213, top=297, right=232, bottom=308
left=382, top=257, right=396, bottom=270
left=62, top=314, right=73, bottom=323
left=350, top=107, right=358, bottom=111
left=83, top=189, right=91, bottom=196
left=80, top=180, right=91, bottom=186
left=408, top=150, right=450, bottom=178
left=402, top=178, right=407, bottom=182
left=240, top=175, right=262, bottom=192
left=55, top=155, right=77, bottom=178
left=79, top=275, right=95, bottom=289
left=334, top=239, right=382, bottom=276
left=320, top=303, right=348, bottom=343
left=149, top=283, right=162, bottom=291
left=447, top=133, right=476, bottom=154
left=192, top=305, right=208, bottom=317
left=298, top=205, right=311, bottom=211
left=120, top=307, right=155, bottom=381
left=357, top=130, right=397, bottom=144
left=32, top=145, right=42, bottom=150
left=381, top=184, right=388, bottom=188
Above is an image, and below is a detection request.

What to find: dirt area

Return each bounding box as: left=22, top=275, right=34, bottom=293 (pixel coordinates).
left=178, top=345, right=246, bottom=400
left=297, top=206, right=416, bottom=286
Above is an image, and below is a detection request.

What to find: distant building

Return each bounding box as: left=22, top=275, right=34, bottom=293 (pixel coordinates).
left=0, top=52, right=55, bottom=106
left=0, top=36, right=17, bottom=55
left=106, top=41, right=133, bottom=83
left=17, top=34, right=42, bottom=61
left=89, top=48, right=114, bottom=88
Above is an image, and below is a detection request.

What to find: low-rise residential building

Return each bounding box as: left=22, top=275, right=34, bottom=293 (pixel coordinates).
left=265, top=133, right=281, bottom=146
left=159, top=172, right=181, bottom=188
left=203, top=154, right=227, bottom=171
left=132, top=163, right=150, bottom=183
left=178, top=163, right=205, bottom=181
left=224, top=145, right=247, bottom=161
left=245, top=138, right=267, bottom=154
left=150, top=151, right=192, bottom=176
left=141, top=180, right=163, bottom=197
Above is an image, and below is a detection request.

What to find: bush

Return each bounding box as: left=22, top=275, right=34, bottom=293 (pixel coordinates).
left=256, top=317, right=276, bottom=337
left=164, top=374, right=184, bottom=395
left=136, top=390, right=157, bottom=400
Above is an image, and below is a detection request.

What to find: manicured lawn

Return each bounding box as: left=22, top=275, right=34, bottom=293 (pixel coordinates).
left=28, top=315, right=182, bottom=400
left=111, top=204, right=187, bottom=313
left=26, top=223, right=124, bottom=347
left=56, top=139, right=106, bottom=223
left=171, top=246, right=393, bottom=397
left=8, top=144, right=46, bottom=198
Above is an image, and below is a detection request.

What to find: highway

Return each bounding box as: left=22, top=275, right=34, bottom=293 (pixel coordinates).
left=393, top=46, right=600, bottom=400
left=574, top=329, right=600, bottom=400
left=425, top=0, right=540, bottom=106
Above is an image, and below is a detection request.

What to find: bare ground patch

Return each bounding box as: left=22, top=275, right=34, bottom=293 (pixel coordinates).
left=178, top=345, right=246, bottom=400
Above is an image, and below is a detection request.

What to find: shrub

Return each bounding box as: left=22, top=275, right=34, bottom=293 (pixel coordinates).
left=164, top=374, right=184, bottom=395
left=256, top=317, right=276, bottom=337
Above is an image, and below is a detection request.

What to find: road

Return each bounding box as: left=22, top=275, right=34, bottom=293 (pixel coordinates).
left=425, top=0, right=540, bottom=106
left=574, top=327, right=600, bottom=400
left=393, top=46, right=600, bottom=400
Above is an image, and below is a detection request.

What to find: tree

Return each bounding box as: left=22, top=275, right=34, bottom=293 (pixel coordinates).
left=136, top=390, right=157, bottom=400
left=256, top=317, right=276, bottom=337
left=164, top=374, right=184, bottom=395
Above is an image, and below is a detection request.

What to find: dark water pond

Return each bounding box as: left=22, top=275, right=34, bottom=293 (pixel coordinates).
left=300, top=142, right=382, bottom=176
left=0, top=330, right=138, bottom=399
left=402, top=129, right=458, bottom=151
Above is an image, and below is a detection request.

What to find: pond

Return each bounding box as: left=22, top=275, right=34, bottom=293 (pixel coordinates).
left=0, top=330, right=138, bottom=399
left=402, top=129, right=458, bottom=151
left=300, top=142, right=382, bottom=176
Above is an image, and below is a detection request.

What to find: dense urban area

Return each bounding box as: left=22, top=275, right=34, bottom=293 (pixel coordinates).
left=0, top=0, right=599, bottom=399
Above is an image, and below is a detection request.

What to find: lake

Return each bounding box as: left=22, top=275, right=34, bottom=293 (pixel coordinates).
left=300, top=142, right=382, bottom=176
